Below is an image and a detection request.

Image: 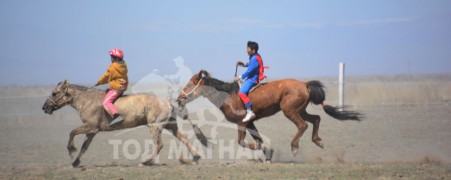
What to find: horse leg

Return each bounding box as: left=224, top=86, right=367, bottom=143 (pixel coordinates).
left=177, top=107, right=209, bottom=147
left=67, top=124, right=91, bottom=159
left=142, top=125, right=163, bottom=166
left=301, top=111, right=323, bottom=149
left=247, top=122, right=274, bottom=162
left=283, top=110, right=308, bottom=157
left=237, top=124, right=259, bottom=150
left=72, top=131, right=97, bottom=167
left=246, top=122, right=262, bottom=149
left=165, top=118, right=201, bottom=164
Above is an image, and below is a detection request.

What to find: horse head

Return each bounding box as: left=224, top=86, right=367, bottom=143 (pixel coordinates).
left=42, top=80, right=73, bottom=114
left=176, top=70, right=211, bottom=106
left=177, top=69, right=238, bottom=108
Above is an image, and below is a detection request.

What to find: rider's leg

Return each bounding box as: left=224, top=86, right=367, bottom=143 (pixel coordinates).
left=238, top=80, right=257, bottom=122
left=103, top=89, right=124, bottom=124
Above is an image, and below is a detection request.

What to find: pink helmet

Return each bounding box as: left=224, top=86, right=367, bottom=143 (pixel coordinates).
left=109, top=48, right=124, bottom=58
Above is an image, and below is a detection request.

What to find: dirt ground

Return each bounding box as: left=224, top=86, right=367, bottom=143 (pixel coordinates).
left=0, top=79, right=451, bottom=179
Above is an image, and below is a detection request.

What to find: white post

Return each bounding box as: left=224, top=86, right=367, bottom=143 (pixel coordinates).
left=338, top=62, right=345, bottom=111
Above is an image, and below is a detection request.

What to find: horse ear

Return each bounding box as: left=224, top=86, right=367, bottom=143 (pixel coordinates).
left=198, top=70, right=210, bottom=79
left=198, top=70, right=204, bottom=79
left=62, top=80, right=70, bottom=93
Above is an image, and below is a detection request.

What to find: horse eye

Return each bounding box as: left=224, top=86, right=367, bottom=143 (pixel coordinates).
left=52, top=92, right=57, bottom=96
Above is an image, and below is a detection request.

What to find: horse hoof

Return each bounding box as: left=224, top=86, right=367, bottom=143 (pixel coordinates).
left=315, top=142, right=324, bottom=149
left=193, top=155, right=201, bottom=163
left=141, top=159, right=155, bottom=166
left=72, top=159, right=80, bottom=167
left=69, top=152, right=74, bottom=159
left=291, top=145, right=299, bottom=157
left=265, top=160, right=272, bottom=164
left=67, top=147, right=77, bottom=159
left=291, top=150, right=298, bottom=158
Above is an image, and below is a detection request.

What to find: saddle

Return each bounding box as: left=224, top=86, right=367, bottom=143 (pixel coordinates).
left=237, top=81, right=264, bottom=93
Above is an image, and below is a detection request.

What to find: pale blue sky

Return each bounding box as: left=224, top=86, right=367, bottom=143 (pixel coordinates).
left=1, top=0, right=450, bottom=85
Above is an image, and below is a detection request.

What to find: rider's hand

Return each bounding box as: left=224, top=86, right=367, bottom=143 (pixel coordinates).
left=234, top=76, right=242, bottom=82
left=236, top=61, right=245, bottom=67
left=119, top=85, right=126, bottom=91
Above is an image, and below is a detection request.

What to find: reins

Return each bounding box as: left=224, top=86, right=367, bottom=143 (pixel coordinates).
left=181, top=78, right=204, bottom=96
left=234, top=63, right=239, bottom=78
left=47, top=86, right=73, bottom=106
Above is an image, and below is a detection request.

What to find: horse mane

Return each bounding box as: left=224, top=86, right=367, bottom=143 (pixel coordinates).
left=200, top=70, right=269, bottom=94
left=200, top=70, right=239, bottom=94
left=68, top=84, right=105, bottom=94
left=69, top=84, right=91, bottom=91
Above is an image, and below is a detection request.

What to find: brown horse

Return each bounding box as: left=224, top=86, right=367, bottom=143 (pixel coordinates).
left=42, top=80, right=208, bottom=167
left=177, top=70, right=362, bottom=162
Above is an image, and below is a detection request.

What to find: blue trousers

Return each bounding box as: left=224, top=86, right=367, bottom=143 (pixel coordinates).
left=238, top=79, right=257, bottom=108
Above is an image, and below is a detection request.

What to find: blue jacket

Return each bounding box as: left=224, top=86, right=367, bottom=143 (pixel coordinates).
left=241, top=53, right=262, bottom=82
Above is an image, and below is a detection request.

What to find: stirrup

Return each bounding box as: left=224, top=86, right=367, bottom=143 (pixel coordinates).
left=109, top=116, right=123, bottom=127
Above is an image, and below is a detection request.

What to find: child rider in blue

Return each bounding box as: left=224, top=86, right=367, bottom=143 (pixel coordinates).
left=235, top=41, right=266, bottom=122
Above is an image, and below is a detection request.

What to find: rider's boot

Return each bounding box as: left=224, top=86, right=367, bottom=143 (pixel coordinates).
left=109, top=113, right=123, bottom=127
left=242, top=108, right=256, bottom=122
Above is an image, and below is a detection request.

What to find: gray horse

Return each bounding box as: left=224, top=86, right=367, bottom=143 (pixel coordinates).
left=42, top=80, right=208, bottom=167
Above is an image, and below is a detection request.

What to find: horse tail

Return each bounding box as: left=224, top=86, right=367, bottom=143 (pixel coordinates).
left=306, top=81, right=362, bottom=121
left=306, top=80, right=326, bottom=105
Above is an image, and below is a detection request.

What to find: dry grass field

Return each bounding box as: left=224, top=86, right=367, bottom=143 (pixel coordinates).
left=0, top=74, right=450, bottom=179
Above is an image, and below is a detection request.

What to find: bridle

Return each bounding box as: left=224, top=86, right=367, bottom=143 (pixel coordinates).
left=181, top=78, right=204, bottom=97
left=47, top=86, right=73, bottom=107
